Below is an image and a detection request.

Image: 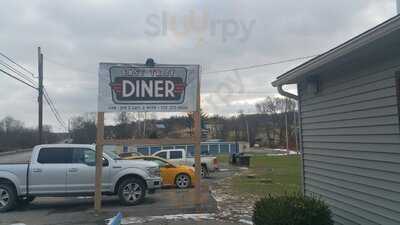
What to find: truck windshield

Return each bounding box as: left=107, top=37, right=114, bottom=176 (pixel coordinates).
left=104, top=149, right=121, bottom=160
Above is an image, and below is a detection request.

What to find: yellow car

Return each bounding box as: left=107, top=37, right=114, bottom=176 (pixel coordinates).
left=123, top=156, right=196, bottom=189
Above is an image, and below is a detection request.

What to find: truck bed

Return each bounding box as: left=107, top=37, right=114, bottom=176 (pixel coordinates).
left=0, top=150, right=32, bottom=164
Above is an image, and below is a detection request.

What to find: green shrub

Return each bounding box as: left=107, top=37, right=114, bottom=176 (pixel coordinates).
left=253, top=193, right=333, bottom=225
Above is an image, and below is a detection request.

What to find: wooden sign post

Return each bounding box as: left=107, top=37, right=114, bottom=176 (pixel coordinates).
left=193, top=74, right=201, bottom=205
left=94, top=112, right=104, bottom=212
left=95, top=61, right=201, bottom=213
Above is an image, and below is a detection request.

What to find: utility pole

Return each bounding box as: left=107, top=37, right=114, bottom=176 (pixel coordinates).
left=38, top=47, right=43, bottom=144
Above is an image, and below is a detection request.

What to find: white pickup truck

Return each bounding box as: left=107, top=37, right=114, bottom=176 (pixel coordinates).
left=152, top=149, right=219, bottom=177
left=0, top=144, right=162, bottom=212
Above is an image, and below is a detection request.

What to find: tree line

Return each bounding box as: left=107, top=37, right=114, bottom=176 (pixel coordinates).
left=69, top=97, right=298, bottom=149
left=0, top=116, right=63, bottom=151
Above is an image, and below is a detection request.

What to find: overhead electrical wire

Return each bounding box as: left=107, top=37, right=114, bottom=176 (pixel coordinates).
left=0, top=51, right=67, bottom=131
left=0, top=68, right=37, bottom=90
left=44, top=56, right=96, bottom=75
left=203, top=54, right=319, bottom=74
left=43, top=54, right=318, bottom=96
left=202, top=91, right=276, bottom=95
left=44, top=54, right=319, bottom=77
left=0, top=59, right=37, bottom=85
left=0, top=51, right=36, bottom=78
left=44, top=88, right=68, bottom=131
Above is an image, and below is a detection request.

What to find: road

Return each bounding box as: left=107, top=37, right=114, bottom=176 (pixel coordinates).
left=0, top=149, right=32, bottom=163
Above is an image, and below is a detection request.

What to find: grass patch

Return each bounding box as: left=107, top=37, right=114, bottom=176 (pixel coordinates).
left=231, top=155, right=301, bottom=197
left=216, top=154, right=230, bottom=164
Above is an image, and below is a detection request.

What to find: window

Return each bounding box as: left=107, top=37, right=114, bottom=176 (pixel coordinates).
left=104, top=148, right=120, bottom=160
left=155, top=151, right=167, bottom=159
left=72, top=148, right=96, bottom=165
left=37, top=148, right=72, bottom=164
left=170, top=151, right=182, bottom=159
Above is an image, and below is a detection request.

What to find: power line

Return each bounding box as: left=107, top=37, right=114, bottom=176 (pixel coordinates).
left=43, top=88, right=68, bottom=131
left=43, top=88, right=67, bottom=127
left=202, top=91, right=276, bottom=95
left=44, top=54, right=319, bottom=78
left=0, top=68, right=37, bottom=89
left=0, top=51, right=36, bottom=78
left=0, top=50, right=67, bottom=131
left=0, top=59, right=37, bottom=85
left=44, top=96, right=68, bottom=131
left=203, top=54, right=319, bottom=75
left=44, top=57, right=96, bottom=75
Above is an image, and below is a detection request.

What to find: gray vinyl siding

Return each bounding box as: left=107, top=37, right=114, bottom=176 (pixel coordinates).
left=299, top=60, right=400, bottom=225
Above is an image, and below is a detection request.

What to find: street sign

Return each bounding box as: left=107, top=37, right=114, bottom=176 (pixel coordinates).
left=98, top=63, right=199, bottom=112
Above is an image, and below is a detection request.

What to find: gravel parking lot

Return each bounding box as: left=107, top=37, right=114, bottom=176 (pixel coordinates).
left=0, top=186, right=216, bottom=225
left=0, top=150, right=256, bottom=225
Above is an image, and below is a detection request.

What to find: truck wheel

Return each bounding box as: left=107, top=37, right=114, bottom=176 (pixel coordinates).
left=175, top=173, right=191, bottom=189
left=118, top=178, right=146, bottom=206
left=0, top=183, right=17, bottom=212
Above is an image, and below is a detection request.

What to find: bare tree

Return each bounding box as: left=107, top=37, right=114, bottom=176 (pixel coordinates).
left=255, top=97, right=296, bottom=148
left=114, top=112, right=136, bottom=139
left=70, top=115, right=96, bottom=144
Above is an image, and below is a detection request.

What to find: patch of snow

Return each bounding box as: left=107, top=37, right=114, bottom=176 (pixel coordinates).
left=273, top=149, right=298, bottom=155
left=210, top=189, right=223, bottom=202
left=239, top=219, right=253, bottom=225
left=120, top=213, right=216, bottom=224
left=76, top=196, right=93, bottom=199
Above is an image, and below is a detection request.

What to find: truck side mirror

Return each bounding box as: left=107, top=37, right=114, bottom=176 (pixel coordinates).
left=103, top=158, right=109, bottom=167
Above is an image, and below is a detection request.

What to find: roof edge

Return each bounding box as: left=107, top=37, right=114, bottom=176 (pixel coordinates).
left=272, top=14, right=400, bottom=87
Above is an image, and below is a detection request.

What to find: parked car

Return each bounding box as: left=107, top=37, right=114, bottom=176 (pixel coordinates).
left=0, top=144, right=162, bottom=212
left=152, top=149, right=219, bottom=177
left=122, top=156, right=195, bottom=189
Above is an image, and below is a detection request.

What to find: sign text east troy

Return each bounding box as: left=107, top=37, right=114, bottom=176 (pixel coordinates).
left=98, top=63, right=199, bottom=112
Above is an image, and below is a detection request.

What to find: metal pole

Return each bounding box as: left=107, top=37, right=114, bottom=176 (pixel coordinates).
left=94, top=112, right=105, bottom=213
left=293, top=102, right=299, bottom=155
left=38, top=47, right=43, bottom=144
left=285, top=98, right=289, bottom=155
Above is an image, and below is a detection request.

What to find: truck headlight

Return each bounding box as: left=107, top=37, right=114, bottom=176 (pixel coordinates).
left=147, top=166, right=160, bottom=177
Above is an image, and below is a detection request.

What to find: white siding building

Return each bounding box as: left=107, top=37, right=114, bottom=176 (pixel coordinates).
left=272, top=16, right=400, bottom=225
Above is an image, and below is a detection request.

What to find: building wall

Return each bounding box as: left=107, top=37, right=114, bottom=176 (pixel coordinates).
left=298, top=58, right=400, bottom=225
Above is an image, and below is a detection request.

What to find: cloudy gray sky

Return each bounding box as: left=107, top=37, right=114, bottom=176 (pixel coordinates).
left=0, top=0, right=397, bottom=132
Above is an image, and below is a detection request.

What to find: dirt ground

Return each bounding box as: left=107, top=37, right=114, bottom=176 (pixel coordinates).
left=208, top=165, right=258, bottom=224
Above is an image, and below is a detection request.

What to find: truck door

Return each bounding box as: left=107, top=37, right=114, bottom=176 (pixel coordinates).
left=66, top=148, right=111, bottom=193
left=29, top=148, right=71, bottom=194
